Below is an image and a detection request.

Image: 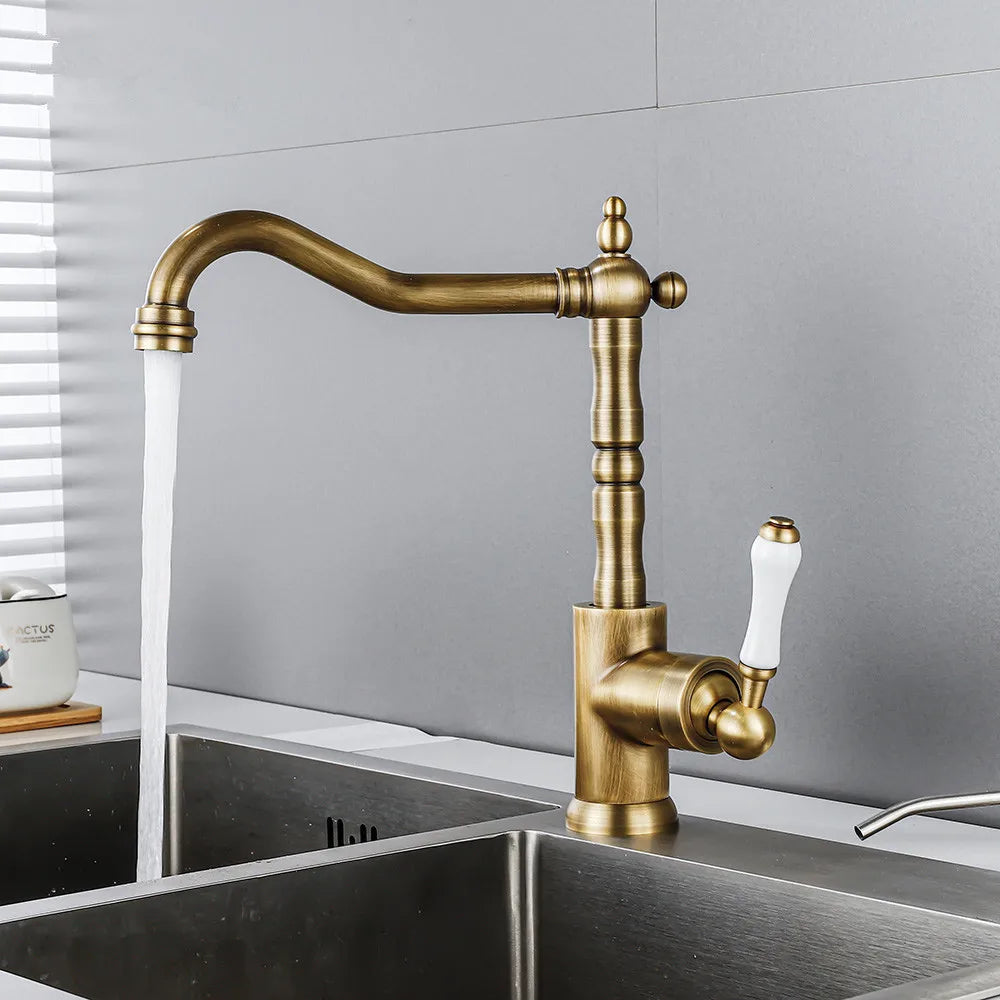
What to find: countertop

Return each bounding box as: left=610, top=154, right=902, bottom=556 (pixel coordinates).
left=0, top=669, right=994, bottom=872
left=2, top=668, right=999, bottom=997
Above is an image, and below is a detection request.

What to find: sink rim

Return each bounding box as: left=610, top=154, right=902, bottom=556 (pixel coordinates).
left=3, top=817, right=1000, bottom=1000
left=0, top=723, right=565, bottom=924
left=852, top=958, right=1000, bottom=1000
left=0, top=722, right=569, bottom=812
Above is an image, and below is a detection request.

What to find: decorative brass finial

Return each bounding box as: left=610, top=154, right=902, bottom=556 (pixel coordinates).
left=597, top=195, right=632, bottom=255
left=651, top=271, right=687, bottom=309
left=603, top=195, right=626, bottom=217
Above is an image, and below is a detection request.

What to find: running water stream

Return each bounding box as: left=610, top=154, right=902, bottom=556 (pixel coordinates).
left=137, top=350, right=183, bottom=881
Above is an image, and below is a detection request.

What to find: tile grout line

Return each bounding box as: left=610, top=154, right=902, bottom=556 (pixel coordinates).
left=652, top=0, right=659, bottom=105
left=55, top=104, right=658, bottom=177
left=652, top=91, right=667, bottom=606
left=657, top=63, right=1000, bottom=110
left=60, top=61, right=1000, bottom=178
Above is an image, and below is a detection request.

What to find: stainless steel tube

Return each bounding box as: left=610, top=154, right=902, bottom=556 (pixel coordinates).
left=855, top=790, right=1000, bottom=840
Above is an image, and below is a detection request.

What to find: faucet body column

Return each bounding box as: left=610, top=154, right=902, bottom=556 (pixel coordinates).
left=569, top=312, right=744, bottom=836
left=568, top=314, right=676, bottom=835
left=590, top=317, right=646, bottom=610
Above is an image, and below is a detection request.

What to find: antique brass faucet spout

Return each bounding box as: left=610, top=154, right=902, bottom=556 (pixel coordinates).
left=132, top=196, right=799, bottom=839
left=132, top=206, right=667, bottom=352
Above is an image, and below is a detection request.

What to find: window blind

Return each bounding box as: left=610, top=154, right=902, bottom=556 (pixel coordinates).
left=0, top=1, right=62, bottom=590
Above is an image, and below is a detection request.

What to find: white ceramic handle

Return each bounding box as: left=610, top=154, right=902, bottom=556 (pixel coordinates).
left=739, top=528, right=802, bottom=671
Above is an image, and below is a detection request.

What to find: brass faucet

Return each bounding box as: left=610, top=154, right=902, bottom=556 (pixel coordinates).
left=133, top=197, right=802, bottom=837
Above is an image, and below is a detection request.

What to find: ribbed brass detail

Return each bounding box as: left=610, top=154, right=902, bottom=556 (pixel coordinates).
left=133, top=303, right=197, bottom=352
left=136, top=303, right=195, bottom=327
left=554, top=266, right=593, bottom=318
left=591, top=317, right=645, bottom=608
left=131, top=330, right=195, bottom=353
left=592, top=486, right=645, bottom=609
left=591, top=318, right=643, bottom=446
left=591, top=448, right=643, bottom=484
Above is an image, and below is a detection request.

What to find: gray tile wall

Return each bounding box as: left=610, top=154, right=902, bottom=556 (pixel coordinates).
left=50, top=1, right=1000, bottom=818
left=656, top=2, right=1000, bottom=104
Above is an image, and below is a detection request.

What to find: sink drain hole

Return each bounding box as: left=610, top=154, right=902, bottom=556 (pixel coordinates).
left=326, top=817, right=379, bottom=848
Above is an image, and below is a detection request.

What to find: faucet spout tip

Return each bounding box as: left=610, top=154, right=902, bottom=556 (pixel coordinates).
left=132, top=303, right=197, bottom=353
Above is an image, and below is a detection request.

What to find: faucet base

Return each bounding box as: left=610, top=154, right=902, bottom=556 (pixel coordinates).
left=569, top=601, right=743, bottom=837
left=566, top=796, right=678, bottom=838
left=571, top=603, right=671, bottom=814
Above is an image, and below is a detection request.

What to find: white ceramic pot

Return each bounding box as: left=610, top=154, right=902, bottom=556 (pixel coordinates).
left=0, top=576, right=79, bottom=714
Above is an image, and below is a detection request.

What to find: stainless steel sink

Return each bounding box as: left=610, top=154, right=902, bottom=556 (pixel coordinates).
left=0, top=726, right=558, bottom=905
left=2, top=809, right=1000, bottom=1000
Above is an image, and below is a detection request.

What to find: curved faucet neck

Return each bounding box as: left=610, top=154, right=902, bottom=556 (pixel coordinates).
left=132, top=208, right=662, bottom=353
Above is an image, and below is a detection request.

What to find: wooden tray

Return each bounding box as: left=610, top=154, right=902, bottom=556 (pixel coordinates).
left=0, top=701, right=102, bottom=734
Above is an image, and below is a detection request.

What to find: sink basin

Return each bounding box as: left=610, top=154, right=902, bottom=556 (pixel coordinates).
left=0, top=726, right=557, bottom=905
left=2, top=816, right=1000, bottom=999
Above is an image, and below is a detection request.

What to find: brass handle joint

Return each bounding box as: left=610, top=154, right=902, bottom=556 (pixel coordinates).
left=592, top=650, right=741, bottom=755
left=591, top=649, right=777, bottom=762
left=703, top=515, right=803, bottom=761
left=704, top=662, right=777, bottom=761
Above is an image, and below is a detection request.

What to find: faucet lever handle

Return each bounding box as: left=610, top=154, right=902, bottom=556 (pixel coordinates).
left=713, top=516, right=801, bottom=760
left=739, top=516, right=802, bottom=672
